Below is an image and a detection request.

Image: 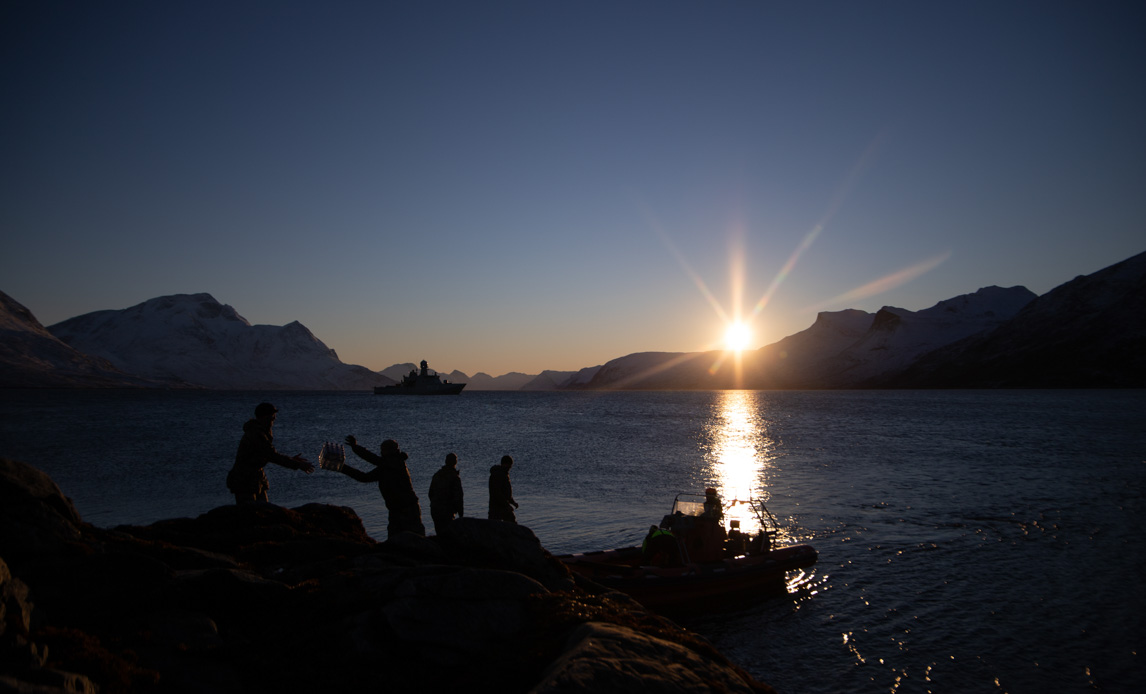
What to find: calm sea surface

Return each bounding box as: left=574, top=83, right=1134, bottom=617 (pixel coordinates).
left=1, top=389, right=1143, bottom=693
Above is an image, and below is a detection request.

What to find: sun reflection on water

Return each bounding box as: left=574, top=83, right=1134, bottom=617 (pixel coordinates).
left=698, top=391, right=825, bottom=598
left=702, top=390, right=774, bottom=535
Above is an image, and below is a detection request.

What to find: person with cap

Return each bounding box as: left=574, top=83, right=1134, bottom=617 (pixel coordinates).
left=339, top=435, right=426, bottom=537
left=226, top=402, right=313, bottom=504
left=428, top=452, right=464, bottom=534
left=487, top=454, right=519, bottom=523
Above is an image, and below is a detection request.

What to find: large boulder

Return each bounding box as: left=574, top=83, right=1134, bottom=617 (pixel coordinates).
left=0, top=458, right=84, bottom=560
left=436, top=516, right=577, bottom=592
left=534, top=621, right=773, bottom=693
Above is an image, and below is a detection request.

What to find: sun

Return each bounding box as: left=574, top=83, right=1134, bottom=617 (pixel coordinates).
left=723, top=321, right=753, bottom=352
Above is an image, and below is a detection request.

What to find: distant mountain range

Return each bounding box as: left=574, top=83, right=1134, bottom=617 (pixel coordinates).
left=1, top=250, right=1143, bottom=389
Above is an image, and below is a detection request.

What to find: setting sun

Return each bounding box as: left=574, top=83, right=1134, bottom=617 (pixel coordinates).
left=724, top=321, right=752, bottom=352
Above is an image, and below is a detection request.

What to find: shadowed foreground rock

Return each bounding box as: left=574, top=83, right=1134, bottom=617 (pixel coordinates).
left=0, top=458, right=775, bottom=693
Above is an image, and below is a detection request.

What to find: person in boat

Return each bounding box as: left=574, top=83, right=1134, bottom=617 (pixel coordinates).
left=226, top=402, right=313, bottom=504
left=428, top=452, right=464, bottom=534
left=340, top=435, right=426, bottom=537
left=676, top=488, right=727, bottom=562
left=724, top=519, right=755, bottom=557
left=642, top=525, right=682, bottom=567
left=488, top=455, right=519, bottom=522
left=703, top=487, right=724, bottom=520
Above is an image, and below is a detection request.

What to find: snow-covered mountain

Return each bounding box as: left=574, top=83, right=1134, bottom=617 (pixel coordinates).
left=0, top=290, right=162, bottom=388
left=886, top=250, right=1146, bottom=387
left=579, top=286, right=1038, bottom=390
left=803, top=285, right=1037, bottom=387
left=47, top=294, right=394, bottom=390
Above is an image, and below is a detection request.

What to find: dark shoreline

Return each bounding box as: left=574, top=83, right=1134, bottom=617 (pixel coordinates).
left=1, top=457, right=775, bottom=693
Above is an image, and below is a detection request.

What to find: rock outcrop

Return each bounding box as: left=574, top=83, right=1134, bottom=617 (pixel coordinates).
left=0, top=458, right=774, bottom=693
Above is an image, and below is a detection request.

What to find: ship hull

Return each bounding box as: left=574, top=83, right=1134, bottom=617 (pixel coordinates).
left=373, top=383, right=465, bottom=395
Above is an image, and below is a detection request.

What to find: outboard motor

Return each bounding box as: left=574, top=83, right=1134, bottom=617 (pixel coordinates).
left=726, top=519, right=749, bottom=556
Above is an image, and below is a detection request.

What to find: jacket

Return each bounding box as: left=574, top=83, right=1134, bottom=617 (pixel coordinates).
left=488, top=465, right=515, bottom=508
left=345, top=443, right=420, bottom=511
left=429, top=466, right=464, bottom=517
left=226, top=418, right=303, bottom=495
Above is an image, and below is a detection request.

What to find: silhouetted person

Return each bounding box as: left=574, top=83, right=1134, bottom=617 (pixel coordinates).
left=687, top=487, right=727, bottom=562
left=226, top=402, right=313, bottom=504
left=428, top=452, right=464, bottom=534
left=703, top=487, right=724, bottom=520
left=340, top=435, right=425, bottom=537
left=488, top=455, right=518, bottom=522
left=642, top=525, right=680, bottom=567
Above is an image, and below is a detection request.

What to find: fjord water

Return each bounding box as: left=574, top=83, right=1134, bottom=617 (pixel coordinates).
left=1, top=389, right=1142, bottom=693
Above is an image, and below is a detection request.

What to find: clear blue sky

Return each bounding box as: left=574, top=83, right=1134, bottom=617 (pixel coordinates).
left=3, top=1, right=1143, bottom=377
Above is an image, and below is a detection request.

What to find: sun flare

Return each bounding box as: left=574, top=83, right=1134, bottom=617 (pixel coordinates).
left=724, top=321, right=752, bottom=352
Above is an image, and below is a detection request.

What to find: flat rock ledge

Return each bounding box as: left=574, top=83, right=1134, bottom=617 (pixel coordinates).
left=0, top=458, right=775, bottom=694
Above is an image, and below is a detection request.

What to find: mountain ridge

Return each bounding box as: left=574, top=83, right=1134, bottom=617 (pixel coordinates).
left=0, top=291, right=170, bottom=388
left=46, top=293, right=394, bottom=390
left=2, top=250, right=1142, bottom=389
left=882, top=250, right=1146, bottom=387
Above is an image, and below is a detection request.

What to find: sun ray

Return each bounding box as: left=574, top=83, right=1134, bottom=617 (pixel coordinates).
left=807, top=251, right=952, bottom=311
left=638, top=129, right=890, bottom=379
left=752, top=223, right=823, bottom=317
left=643, top=210, right=730, bottom=324
left=752, top=130, right=888, bottom=317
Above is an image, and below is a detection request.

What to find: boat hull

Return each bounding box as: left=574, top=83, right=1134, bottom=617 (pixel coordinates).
left=557, top=543, right=818, bottom=611
left=373, top=383, right=466, bottom=395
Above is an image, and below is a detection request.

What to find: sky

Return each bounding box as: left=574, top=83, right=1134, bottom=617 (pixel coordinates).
left=2, top=1, right=1144, bottom=377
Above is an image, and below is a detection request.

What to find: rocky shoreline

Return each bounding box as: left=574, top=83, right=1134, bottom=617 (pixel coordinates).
left=0, top=458, right=775, bottom=693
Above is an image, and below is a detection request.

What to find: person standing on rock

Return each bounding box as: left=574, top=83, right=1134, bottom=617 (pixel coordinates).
left=340, top=435, right=426, bottom=537
left=488, top=455, right=519, bottom=523
left=226, top=402, right=313, bottom=504
left=428, top=452, right=464, bottom=534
